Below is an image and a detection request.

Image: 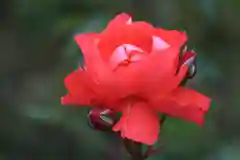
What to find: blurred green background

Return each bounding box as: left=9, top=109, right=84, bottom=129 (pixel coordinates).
left=0, top=0, right=240, bottom=160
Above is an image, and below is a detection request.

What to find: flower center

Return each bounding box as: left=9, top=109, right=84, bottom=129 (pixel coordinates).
left=110, top=44, right=145, bottom=69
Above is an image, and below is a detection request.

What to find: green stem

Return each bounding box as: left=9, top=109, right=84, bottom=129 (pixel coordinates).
left=123, top=139, right=144, bottom=160
left=130, top=141, right=144, bottom=160
left=123, top=114, right=167, bottom=160
left=143, top=114, right=167, bottom=159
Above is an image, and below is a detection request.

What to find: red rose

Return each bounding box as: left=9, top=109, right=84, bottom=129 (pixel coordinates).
left=61, top=13, right=211, bottom=145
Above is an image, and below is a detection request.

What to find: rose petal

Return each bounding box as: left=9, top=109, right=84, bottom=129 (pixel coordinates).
left=61, top=94, right=83, bottom=105
left=152, top=36, right=170, bottom=52
left=109, top=45, right=129, bottom=69
left=105, top=13, right=132, bottom=29
left=153, top=29, right=187, bottom=50
left=150, top=87, right=211, bottom=125
left=74, top=33, right=108, bottom=79
left=113, top=102, right=159, bottom=145
left=109, top=44, right=145, bottom=70
left=124, top=44, right=144, bottom=53
left=99, top=22, right=153, bottom=62
left=62, top=69, right=97, bottom=106
left=111, top=47, right=183, bottom=96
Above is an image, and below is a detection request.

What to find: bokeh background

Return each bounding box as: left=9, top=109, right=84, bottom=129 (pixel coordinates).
left=1, top=0, right=240, bottom=160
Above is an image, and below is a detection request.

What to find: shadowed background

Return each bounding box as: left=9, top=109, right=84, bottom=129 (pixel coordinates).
left=0, top=0, right=240, bottom=160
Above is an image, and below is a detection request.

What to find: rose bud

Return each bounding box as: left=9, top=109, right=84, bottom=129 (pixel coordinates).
left=181, top=50, right=197, bottom=79
left=87, top=108, right=117, bottom=131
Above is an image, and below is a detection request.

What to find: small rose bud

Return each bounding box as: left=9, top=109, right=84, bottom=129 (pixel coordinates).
left=181, top=50, right=197, bottom=79
left=87, top=108, right=117, bottom=131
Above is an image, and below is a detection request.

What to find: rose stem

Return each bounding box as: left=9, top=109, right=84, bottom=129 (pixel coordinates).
left=143, top=114, right=167, bottom=159
left=125, top=139, right=144, bottom=160
left=123, top=114, right=167, bottom=160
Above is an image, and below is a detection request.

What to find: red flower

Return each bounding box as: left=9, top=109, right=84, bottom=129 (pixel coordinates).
left=61, top=13, right=211, bottom=145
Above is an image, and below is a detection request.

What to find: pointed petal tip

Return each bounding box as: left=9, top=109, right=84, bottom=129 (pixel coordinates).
left=202, top=97, right=212, bottom=113
left=152, top=36, right=170, bottom=51
left=116, top=12, right=132, bottom=22
left=73, top=33, right=99, bottom=48
left=61, top=94, right=76, bottom=105
left=108, top=12, right=133, bottom=27
left=73, top=33, right=83, bottom=44
left=61, top=96, right=68, bottom=105
left=126, top=17, right=132, bottom=25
